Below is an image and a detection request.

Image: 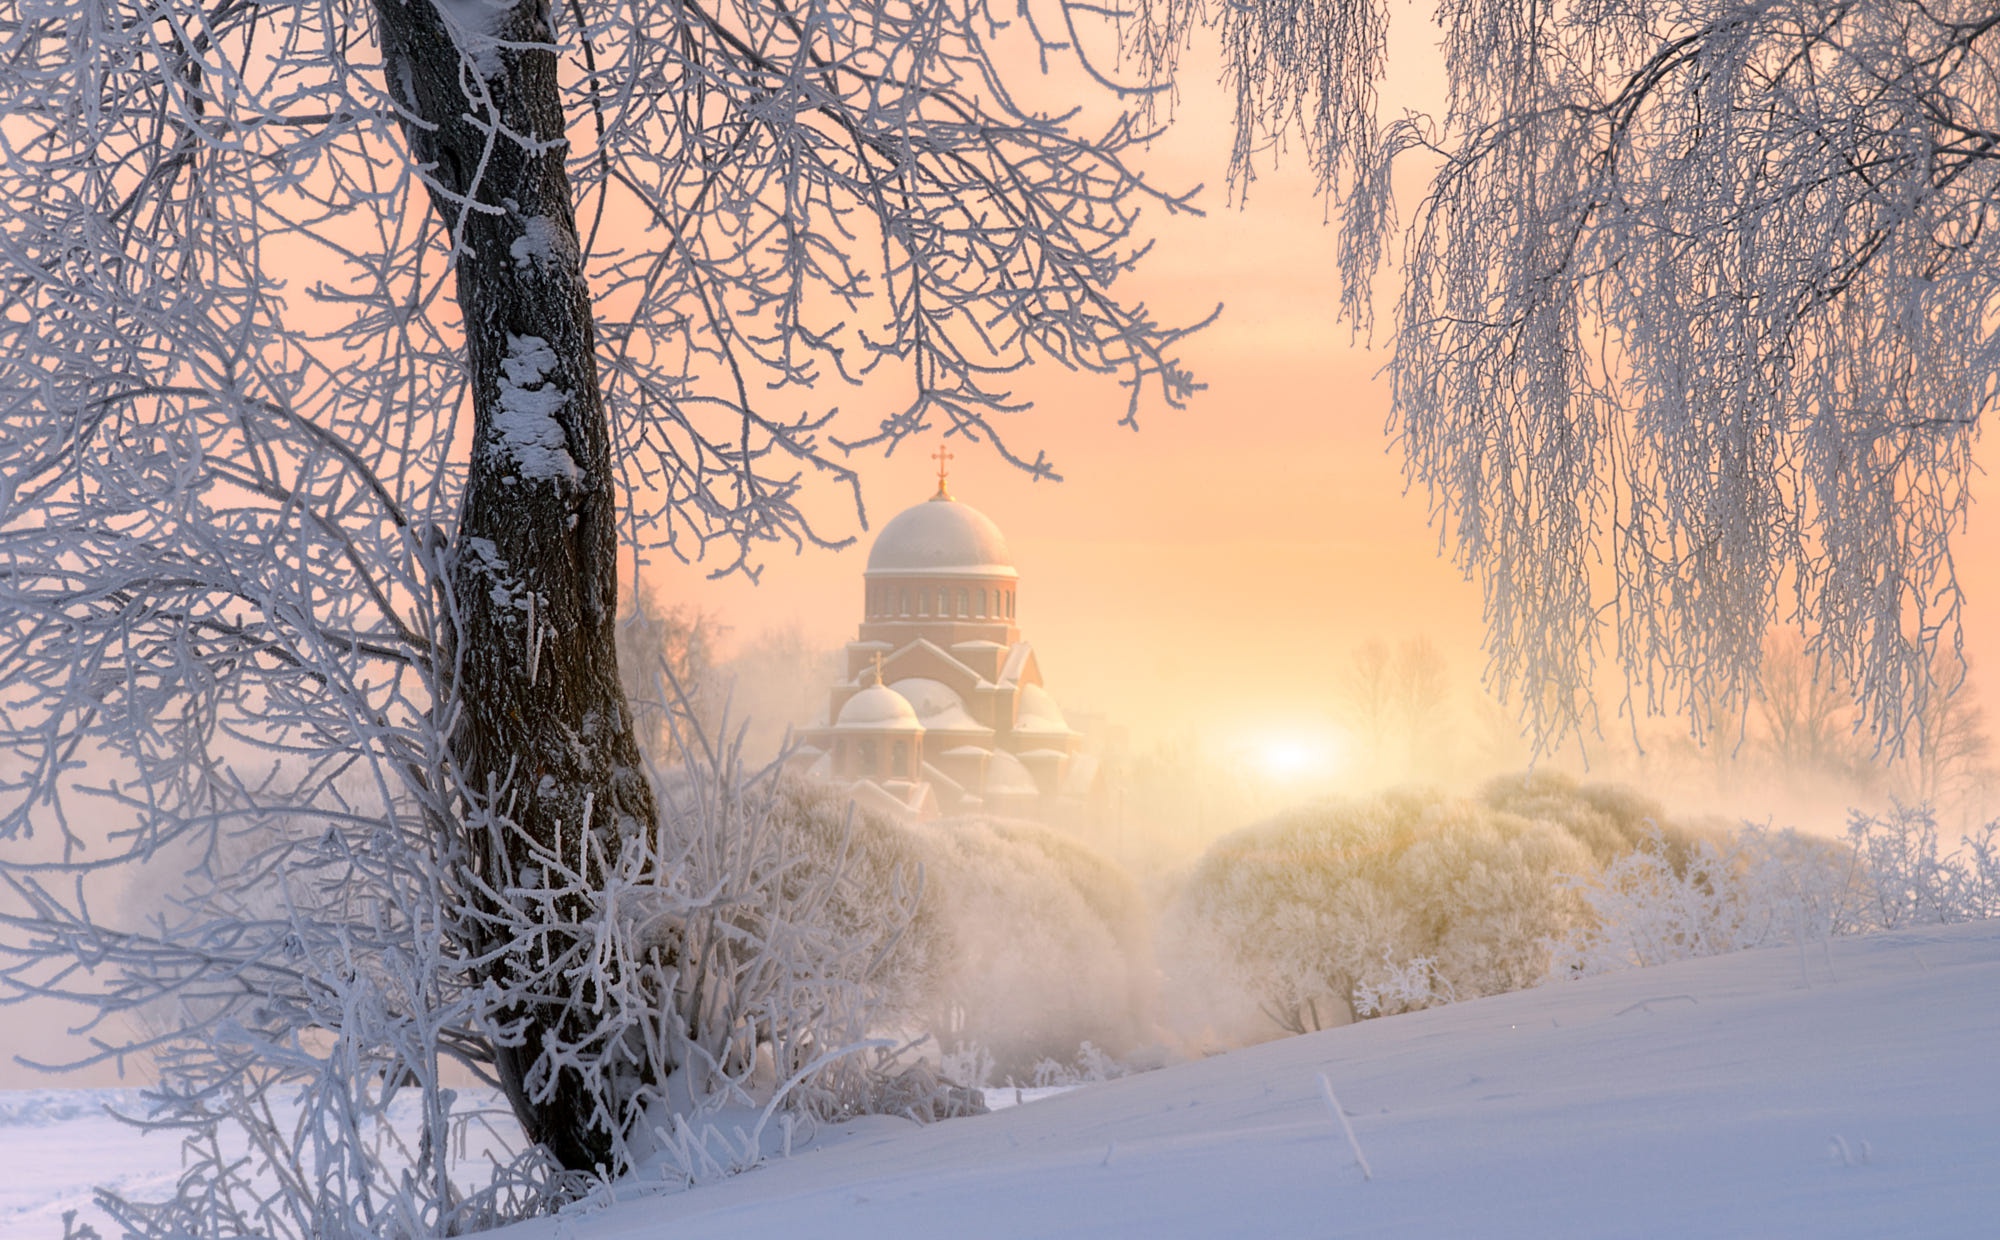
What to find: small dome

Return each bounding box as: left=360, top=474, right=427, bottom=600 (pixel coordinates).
left=866, top=495, right=1016, bottom=579
left=836, top=683, right=923, bottom=731
left=1014, top=683, right=1070, bottom=734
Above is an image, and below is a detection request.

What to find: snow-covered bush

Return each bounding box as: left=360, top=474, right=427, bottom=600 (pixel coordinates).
left=1551, top=805, right=2000, bottom=979
left=901, top=817, right=1156, bottom=1077
left=752, top=780, right=948, bottom=1031
left=1844, top=804, right=2000, bottom=929
left=704, top=786, right=1156, bottom=1084
left=1166, top=790, right=1596, bottom=1036
left=1545, top=826, right=1847, bottom=976
left=1478, top=769, right=1726, bottom=870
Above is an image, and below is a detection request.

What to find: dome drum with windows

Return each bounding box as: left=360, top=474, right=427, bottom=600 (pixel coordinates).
left=793, top=456, right=1098, bottom=821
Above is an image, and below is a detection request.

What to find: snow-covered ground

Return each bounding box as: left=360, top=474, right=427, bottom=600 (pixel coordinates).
left=8, top=921, right=1998, bottom=1238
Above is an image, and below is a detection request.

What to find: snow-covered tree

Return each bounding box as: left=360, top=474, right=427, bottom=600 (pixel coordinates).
left=1167, top=789, right=1597, bottom=1034
left=1155, top=0, right=2000, bottom=749
left=0, top=0, right=1197, bottom=1221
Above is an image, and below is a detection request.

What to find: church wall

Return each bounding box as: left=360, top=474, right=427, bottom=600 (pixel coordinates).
left=862, top=574, right=1020, bottom=629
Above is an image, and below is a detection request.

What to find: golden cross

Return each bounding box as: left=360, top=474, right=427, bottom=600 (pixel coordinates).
left=931, top=443, right=953, bottom=498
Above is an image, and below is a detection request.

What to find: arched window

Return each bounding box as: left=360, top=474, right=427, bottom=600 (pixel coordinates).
left=899, top=589, right=910, bottom=616
left=936, top=589, right=947, bottom=615
left=891, top=739, right=908, bottom=777
left=957, top=588, right=969, bottom=616
left=917, top=590, right=928, bottom=616
left=977, top=588, right=987, bottom=617
left=858, top=738, right=877, bottom=772
left=1005, top=591, right=1014, bottom=618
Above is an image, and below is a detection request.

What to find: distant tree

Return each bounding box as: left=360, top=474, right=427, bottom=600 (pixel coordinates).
left=713, top=624, right=845, bottom=765
left=616, top=585, right=728, bottom=764
left=1340, top=636, right=1453, bottom=784
left=1896, top=653, right=1996, bottom=812
left=1755, top=634, right=1866, bottom=788
left=1149, top=0, right=2000, bottom=749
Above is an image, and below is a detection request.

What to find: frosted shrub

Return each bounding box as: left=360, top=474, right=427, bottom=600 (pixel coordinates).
left=1029, top=1041, right=1132, bottom=1087
left=1846, top=804, right=2000, bottom=929
left=1351, top=955, right=1453, bottom=1019
left=754, top=780, right=948, bottom=1030
left=644, top=752, right=937, bottom=1137
left=1167, top=790, right=1595, bottom=1035
left=1545, top=827, right=1843, bottom=976
left=903, top=818, right=1155, bottom=1076
left=726, top=791, right=1155, bottom=1084
left=5, top=726, right=942, bottom=1239
left=1553, top=805, right=2000, bottom=980
left=1478, top=770, right=1726, bottom=870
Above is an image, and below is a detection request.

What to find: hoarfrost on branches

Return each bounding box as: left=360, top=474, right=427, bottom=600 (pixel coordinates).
left=1140, top=0, right=2000, bottom=750
left=1551, top=804, right=2000, bottom=977
left=0, top=0, right=1198, bottom=1228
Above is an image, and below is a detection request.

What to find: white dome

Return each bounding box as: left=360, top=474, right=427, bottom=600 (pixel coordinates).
left=866, top=495, right=1016, bottom=579
left=836, top=683, right=922, bottom=731
left=1014, top=682, right=1070, bottom=734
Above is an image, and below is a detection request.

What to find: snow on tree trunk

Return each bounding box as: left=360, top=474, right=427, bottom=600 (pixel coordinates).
left=374, top=0, right=661, bottom=1172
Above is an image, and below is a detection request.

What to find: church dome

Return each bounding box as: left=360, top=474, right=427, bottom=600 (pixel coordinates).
left=835, top=683, right=922, bottom=731
left=1013, top=682, right=1071, bottom=736
left=866, top=495, right=1016, bottom=579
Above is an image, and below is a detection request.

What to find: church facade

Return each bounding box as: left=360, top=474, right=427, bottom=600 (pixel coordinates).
left=793, top=459, right=1097, bottom=821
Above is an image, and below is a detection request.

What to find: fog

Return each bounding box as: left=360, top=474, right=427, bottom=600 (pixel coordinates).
left=669, top=610, right=2000, bottom=1084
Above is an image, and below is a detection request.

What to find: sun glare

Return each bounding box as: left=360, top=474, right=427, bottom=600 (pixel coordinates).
left=1251, top=732, right=1344, bottom=783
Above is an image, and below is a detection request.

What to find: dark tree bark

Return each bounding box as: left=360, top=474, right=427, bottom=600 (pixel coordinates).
left=374, top=0, right=661, bottom=1172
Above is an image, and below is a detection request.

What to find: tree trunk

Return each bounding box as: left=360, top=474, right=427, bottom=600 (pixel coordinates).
left=374, top=0, right=661, bottom=1172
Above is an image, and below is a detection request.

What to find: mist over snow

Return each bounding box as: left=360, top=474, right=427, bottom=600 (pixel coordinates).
left=12, top=921, right=1997, bottom=1239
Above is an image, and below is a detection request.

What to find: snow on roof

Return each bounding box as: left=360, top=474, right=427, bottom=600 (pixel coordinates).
left=865, top=494, right=1017, bottom=579
left=997, top=642, right=1034, bottom=688
left=843, top=777, right=933, bottom=817
left=1013, top=682, right=1071, bottom=734
left=890, top=677, right=988, bottom=733
left=983, top=748, right=1040, bottom=795
left=883, top=638, right=991, bottom=691
left=919, top=762, right=966, bottom=800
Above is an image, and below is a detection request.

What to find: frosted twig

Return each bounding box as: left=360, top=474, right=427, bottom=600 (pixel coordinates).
left=1317, top=1073, right=1372, bottom=1182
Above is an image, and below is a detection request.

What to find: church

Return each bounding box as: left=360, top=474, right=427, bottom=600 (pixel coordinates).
left=792, top=451, right=1098, bottom=821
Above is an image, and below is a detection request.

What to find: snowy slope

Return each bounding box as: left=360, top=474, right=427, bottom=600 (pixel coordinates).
left=506, top=921, right=2000, bottom=1240
left=6, top=922, right=1996, bottom=1239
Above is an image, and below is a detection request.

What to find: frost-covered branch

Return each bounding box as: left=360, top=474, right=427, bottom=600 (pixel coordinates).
left=1136, top=0, right=2000, bottom=751
left=0, top=0, right=1181, bottom=1226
